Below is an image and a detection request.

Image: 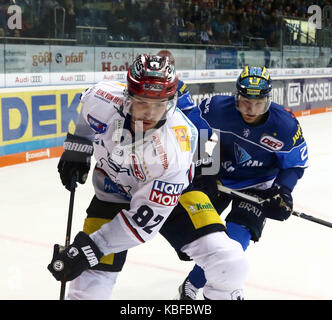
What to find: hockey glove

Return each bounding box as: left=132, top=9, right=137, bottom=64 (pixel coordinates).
left=47, top=231, right=103, bottom=282
left=57, top=133, right=94, bottom=191
left=262, top=184, right=293, bottom=221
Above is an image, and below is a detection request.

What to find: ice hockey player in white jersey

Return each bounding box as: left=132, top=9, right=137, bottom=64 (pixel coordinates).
left=47, top=54, right=248, bottom=300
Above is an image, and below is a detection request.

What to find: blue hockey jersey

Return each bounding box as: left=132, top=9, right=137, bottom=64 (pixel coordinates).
left=186, top=95, right=308, bottom=191
left=177, top=79, right=195, bottom=111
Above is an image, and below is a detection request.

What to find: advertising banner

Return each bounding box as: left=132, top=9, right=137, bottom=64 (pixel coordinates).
left=0, top=86, right=87, bottom=167
left=94, top=47, right=205, bottom=72
left=4, top=44, right=94, bottom=73
left=206, top=48, right=237, bottom=69
left=186, top=77, right=332, bottom=114
left=4, top=44, right=95, bottom=86
left=1, top=44, right=331, bottom=88
left=281, top=77, right=332, bottom=113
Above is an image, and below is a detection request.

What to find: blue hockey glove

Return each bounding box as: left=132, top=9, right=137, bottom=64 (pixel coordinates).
left=57, top=133, right=93, bottom=191
left=47, top=232, right=103, bottom=282
left=262, top=184, right=293, bottom=221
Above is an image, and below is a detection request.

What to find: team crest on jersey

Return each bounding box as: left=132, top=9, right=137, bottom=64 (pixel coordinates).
left=260, top=135, right=284, bottom=150
left=234, top=143, right=251, bottom=164
left=149, top=180, right=184, bottom=206
left=172, top=126, right=191, bottom=152
left=87, top=114, right=107, bottom=133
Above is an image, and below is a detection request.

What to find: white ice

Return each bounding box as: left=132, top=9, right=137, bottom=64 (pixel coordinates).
left=1, top=112, right=332, bottom=300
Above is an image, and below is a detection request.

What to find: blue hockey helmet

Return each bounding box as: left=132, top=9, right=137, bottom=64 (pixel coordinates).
left=236, top=66, right=272, bottom=99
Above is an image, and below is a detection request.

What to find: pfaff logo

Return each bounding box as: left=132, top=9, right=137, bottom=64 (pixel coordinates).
left=287, top=83, right=301, bottom=107
left=260, top=135, right=284, bottom=151
left=149, top=180, right=184, bottom=206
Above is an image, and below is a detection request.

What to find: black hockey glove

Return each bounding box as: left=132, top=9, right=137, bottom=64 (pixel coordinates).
left=57, top=133, right=93, bottom=191
left=47, top=232, right=103, bottom=282
left=262, top=184, right=293, bottom=221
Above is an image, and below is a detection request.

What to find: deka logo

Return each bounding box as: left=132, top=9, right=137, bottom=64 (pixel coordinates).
left=149, top=180, right=184, bottom=206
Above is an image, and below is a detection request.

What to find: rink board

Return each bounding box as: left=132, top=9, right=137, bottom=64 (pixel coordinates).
left=1, top=76, right=331, bottom=167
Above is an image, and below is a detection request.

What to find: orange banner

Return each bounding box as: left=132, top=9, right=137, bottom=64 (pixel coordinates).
left=0, top=146, right=64, bottom=168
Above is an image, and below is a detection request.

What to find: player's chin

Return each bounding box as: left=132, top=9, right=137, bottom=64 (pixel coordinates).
left=242, top=114, right=259, bottom=123
left=142, top=121, right=158, bottom=131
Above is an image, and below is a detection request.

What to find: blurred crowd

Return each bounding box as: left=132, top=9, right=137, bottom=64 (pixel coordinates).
left=0, top=0, right=331, bottom=48
left=103, top=0, right=332, bottom=48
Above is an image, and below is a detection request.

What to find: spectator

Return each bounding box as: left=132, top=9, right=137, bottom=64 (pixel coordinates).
left=211, top=13, right=224, bottom=43
left=63, top=0, right=76, bottom=39
left=226, top=14, right=240, bottom=43
left=198, top=22, right=213, bottom=44
left=275, top=6, right=283, bottom=17
left=178, top=21, right=198, bottom=43
left=327, top=58, right=332, bottom=67
left=107, top=2, right=130, bottom=41
left=128, top=11, right=146, bottom=41
left=38, top=0, right=60, bottom=38
left=238, top=14, right=251, bottom=41
left=0, top=1, right=6, bottom=36
left=148, top=19, right=165, bottom=42
left=171, top=8, right=185, bottom=30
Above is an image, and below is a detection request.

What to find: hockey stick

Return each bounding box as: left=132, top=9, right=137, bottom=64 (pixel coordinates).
left=217, top=181, right=332, bottom=229
left=59, top=177, right=77, bottom=300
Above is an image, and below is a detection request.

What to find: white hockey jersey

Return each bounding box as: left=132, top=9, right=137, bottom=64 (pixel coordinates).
left=74, top=81, right=198, bottom=255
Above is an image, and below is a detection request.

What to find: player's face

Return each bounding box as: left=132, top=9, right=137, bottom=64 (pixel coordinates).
left=130, top=95, right=168, bottom=132
left=237, top=96, right=268, bottom=124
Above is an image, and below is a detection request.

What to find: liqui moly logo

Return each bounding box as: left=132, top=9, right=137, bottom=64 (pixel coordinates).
left=149, top=180, right=184, bottom=206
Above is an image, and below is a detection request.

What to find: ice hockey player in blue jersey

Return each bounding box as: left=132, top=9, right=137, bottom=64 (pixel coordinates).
left=177, top=78, right=195, bottom=111
left=176, top=66, right=309, bottom=299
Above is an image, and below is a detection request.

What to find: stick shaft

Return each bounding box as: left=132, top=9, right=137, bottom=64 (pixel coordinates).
left=291, top=211, right=332, bottom=228
left=59, top=187, right=76, bottom=300
left=217, top=183, right=332, bottom=228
